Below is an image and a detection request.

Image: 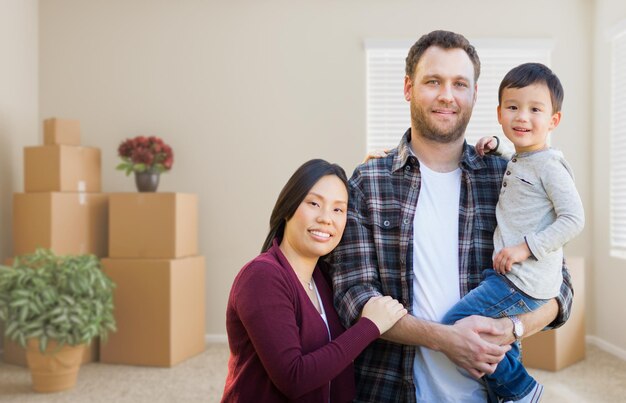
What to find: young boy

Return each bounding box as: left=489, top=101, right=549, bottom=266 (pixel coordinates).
left=441, top=62, right=585, bottom=403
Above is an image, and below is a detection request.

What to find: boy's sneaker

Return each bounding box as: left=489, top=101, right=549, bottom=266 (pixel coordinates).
left=503, top=383, right=544, bottom=403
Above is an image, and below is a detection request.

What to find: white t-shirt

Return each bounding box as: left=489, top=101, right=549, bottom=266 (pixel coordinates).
left=411, top=161, right=487, bottom=402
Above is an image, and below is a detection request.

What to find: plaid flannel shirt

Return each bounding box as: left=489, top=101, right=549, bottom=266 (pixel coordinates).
left=328, top=129, right=573, bottom=403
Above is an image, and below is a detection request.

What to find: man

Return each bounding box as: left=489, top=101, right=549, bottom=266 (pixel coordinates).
left=329, top=30, right=573, bottom=402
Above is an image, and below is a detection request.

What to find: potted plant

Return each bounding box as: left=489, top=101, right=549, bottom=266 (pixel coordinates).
left=0, top=249, right=116, bottom=393
left=116, top=135, right=174, bottom=192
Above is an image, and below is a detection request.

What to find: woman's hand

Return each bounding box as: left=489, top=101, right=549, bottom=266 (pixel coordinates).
left=361, top=296, right=407, bottom=334
left=362, top=149, right=390, bottom=164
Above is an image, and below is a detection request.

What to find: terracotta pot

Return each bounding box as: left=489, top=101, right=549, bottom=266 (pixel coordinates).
left=25, top=339, right=86, bottom=393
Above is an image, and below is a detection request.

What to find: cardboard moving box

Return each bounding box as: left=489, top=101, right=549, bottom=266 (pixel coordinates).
left=43, top=118, right=80, bottom=146
left=3, top=338, right=99, bottom=367
left=100, top=256, right=206, bottom=367
left=24, top=145, right=101, bottom=192
left=13, top=193, right=108, bottom=257
left=523, top=257, right=586, bottom=371
left=108, top=193, right=198, bottom=259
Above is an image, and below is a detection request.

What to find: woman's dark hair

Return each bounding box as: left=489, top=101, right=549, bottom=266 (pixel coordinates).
left=261, top=159, right=348, bottom=253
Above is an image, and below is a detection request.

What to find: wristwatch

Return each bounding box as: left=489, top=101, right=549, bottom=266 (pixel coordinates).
left=509, top=315, right=524, bottom=341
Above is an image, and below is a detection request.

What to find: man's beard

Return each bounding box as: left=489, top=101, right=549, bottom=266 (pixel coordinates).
left=410, top=99, right=472, bottom=144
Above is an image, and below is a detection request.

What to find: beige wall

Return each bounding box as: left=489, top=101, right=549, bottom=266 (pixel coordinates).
left=0, top=0, right=39, bottom=346
left=591, top=0, right=626, bottom=355
left=39, top=0, right=593, bottom=337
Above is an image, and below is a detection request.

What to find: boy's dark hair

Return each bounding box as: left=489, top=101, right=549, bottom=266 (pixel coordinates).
left=498, top=63, right=564, bottom=113
left=405, top=30, right=481, bottom=82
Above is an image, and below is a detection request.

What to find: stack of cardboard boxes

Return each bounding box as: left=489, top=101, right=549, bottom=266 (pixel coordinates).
left=4, top=118, right=107, bottom=366
left=100, top=193, right=206, bottom=367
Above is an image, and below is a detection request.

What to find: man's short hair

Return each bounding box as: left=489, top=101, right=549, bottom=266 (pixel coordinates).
left=498, top=63, right=564, bottom=113
left=405, top=30, right=481, bottom=82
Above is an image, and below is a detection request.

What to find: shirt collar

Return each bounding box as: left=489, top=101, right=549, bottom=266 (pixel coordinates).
left=392, top=128, right=488, bottom=173
left=392, top=129, right=417, bottom=173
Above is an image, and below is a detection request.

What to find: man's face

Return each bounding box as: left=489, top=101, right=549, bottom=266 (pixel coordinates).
left=404, top=46, right=477, bottom=144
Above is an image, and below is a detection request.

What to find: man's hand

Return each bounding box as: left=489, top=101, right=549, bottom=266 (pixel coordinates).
left=493, top=243, right=531, bottom=274
left=475, top=136, right=498, bottom=157
left=438, top=316, right=511, bottom=379
left=479, top=317, right=515, bottom=346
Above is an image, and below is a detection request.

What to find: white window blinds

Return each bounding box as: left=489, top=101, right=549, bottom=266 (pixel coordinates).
left=610, top=29, right=626, bottom=258
left=365, top=40, right=552, bottom=152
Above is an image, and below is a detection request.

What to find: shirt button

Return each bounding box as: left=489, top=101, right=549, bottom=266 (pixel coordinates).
left=512, top=158, right=518, bottom=163
left=383, top=220, right=390, bottom=226
left=506, top=171, right=511, bottom=175
left=411, top=183, right=418, bottom=190
left=405, top=165, right=411, bottom=171
left=503, top=182, right=507, bottom=187
left=403, top=218, right=410, bottom=225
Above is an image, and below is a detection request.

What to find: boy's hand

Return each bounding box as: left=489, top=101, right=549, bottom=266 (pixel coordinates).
left=363, top=148, right=390, bottom=164
left=475, top=136, right=498, bottom=157
left=493, top=243, right=531, bottom=274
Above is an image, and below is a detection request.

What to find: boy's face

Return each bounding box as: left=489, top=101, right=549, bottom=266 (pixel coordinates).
left=497, top=83, right=561, bottom=153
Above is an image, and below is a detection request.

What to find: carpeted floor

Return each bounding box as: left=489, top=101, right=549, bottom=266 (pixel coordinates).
left=0, top=343, right=625, bottom=402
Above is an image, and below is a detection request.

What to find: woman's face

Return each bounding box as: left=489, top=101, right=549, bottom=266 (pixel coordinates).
left=282, top=175, right=348, bottom=260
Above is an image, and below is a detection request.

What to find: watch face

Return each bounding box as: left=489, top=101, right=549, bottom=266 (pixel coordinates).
left=513, top=319, right=524, bottom=339
left=511, top=316, right=524, bottom=339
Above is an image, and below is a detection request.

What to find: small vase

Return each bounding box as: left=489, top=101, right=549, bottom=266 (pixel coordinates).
left=135, top=170, right=160, bottom=192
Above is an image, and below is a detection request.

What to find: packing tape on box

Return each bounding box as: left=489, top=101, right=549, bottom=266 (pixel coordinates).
left=78, top=180, right=86, bottom=192
left=79, top=193, right=86, bottom=205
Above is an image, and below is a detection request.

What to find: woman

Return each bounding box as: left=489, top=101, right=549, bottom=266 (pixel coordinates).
left=221, top=159, right=407, bottom=402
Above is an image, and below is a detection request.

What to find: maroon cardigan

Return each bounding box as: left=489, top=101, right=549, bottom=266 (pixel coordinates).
left=221, top=240, right=380, bottom=402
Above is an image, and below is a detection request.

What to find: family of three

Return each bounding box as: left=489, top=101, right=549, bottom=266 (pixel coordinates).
left=221, top=30, right=584, bottom=403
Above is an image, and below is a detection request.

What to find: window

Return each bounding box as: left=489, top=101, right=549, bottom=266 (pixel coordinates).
left=610, top=25, right=626, bottom=258
left=365, top=39, right=552, bottom=152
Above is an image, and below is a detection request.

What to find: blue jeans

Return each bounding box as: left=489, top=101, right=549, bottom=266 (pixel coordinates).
left=441, top=269, right=548, bottom=401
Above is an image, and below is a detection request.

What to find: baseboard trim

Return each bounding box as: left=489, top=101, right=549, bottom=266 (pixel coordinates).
left=587, top=335, right=626, bottom=361
left=205, top=334, right=228, bottom=344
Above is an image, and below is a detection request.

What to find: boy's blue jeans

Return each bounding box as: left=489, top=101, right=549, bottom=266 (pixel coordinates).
left=441, top=269, right=548, bottom=401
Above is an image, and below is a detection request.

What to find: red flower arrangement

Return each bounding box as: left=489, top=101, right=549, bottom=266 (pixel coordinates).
left=116, top=136, right=174, bottom=175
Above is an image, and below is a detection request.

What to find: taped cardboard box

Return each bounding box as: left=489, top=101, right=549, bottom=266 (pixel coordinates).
left=43, top=118, right=80, bottom=146
left=24, top=145, right=101, bottom=192
left=523, top=257, right=586, bottom=371
left=2, top=338, right=99, bottom=367
left=13, top=193, right=108, bottom=257
left=100, top=256, right=206, bottom=367
left=108, top=193, right=198, bottom=259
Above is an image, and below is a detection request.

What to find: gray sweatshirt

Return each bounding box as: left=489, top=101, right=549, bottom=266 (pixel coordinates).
left=493, top=148, right=585, bottom=299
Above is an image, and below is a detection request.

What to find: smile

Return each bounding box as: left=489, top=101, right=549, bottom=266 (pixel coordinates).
left=432, top=109, right=456, bottom=115
left=513, top=127, right=531, bottom=134
left=309, top=230, right=331, bottom=239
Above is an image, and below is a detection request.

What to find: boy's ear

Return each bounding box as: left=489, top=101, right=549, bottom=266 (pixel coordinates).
left=549, top=111, right=562, bottom=130
left=497, top=105, right=503, bottom=124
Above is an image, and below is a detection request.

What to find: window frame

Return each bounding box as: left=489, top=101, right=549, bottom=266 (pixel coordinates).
left=608, top=21, right=626, bottom=259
